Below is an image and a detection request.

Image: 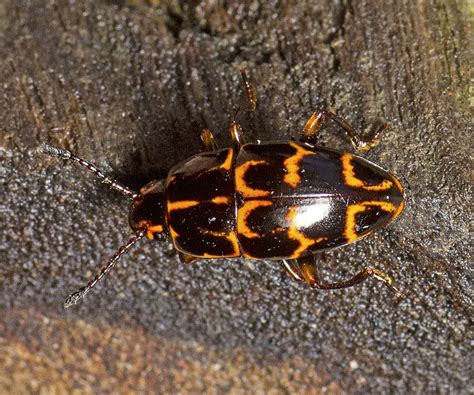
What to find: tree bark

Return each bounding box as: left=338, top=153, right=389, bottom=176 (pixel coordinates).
left=1, top=1, right=471, bottom=393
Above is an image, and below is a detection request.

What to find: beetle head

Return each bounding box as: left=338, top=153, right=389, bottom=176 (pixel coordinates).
left=128, top=179, right=169, bottom=241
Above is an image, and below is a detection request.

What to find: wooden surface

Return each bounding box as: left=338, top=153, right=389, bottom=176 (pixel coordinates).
left=1, top=1, right=471, bottom=393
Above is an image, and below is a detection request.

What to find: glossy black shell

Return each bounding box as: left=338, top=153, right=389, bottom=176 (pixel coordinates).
left=143, top=141, right=404, bottom=260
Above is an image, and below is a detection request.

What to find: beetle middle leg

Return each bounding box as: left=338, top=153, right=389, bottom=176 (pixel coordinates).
left=282, top=254, right=403, bottom=297
left=179, top=252, right=199, bottom=264
left=300, top=108, right=388, bottom=151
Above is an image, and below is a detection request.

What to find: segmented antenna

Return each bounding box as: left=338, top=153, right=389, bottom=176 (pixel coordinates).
left=40, top=143, right=138, bottom=199
left=64, top=229, right=146, bottom=308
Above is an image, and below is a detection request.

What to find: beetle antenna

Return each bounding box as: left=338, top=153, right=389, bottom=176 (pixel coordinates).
left=64, top=229, right=146, bottom=308
left=40, top=143, right=138, bottom=199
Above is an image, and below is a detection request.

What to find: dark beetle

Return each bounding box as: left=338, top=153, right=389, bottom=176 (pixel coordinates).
left=42, top=71, right=404, bottom=308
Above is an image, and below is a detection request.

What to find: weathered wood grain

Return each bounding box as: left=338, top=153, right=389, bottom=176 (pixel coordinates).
left=1, top=1, right=471, bottom=393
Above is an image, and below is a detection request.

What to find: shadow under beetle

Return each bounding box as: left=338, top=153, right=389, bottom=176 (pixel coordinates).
left=42, top=70, right=405, bottom=308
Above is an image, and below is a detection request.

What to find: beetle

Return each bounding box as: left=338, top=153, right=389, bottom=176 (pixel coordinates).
left=42, top=70, right=404, bottom=308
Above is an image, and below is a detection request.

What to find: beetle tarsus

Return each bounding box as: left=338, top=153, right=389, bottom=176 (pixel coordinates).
left=369, top=268, right=404, bottom=298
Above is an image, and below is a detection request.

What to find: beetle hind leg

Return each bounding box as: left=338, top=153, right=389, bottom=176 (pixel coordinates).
left=282, top=254, right=403, bottom=297
left=300, top=108, right=388, bottom=151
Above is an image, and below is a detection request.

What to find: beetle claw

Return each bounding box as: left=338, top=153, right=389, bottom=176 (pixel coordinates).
left=370, top=268, right=404, bottom=298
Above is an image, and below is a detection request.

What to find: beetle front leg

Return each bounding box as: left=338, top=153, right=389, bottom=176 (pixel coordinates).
left=200, top=128, right=219, bottom=151
left=300, top=108, right=388, bottom=151
left=282, top=254, right=403, bottom=297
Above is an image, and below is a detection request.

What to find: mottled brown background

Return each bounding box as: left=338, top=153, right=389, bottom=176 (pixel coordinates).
left=1, top=1, right=471, bottom=394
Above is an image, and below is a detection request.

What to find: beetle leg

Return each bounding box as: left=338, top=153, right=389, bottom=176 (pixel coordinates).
left=179, top=252, right=200, bottom=264
left=282, top=255, right=403, bottom=297
left=227, top=69, right=256, bottom=150
left=300, top=108, right=388, bottom=151
left=200, top=128, right=219, bottom=151
left=281, top=260, right=304, bottom=282
left=239, top=69, right=257, bottom=112
left=229, top=119, right=246, bottom=150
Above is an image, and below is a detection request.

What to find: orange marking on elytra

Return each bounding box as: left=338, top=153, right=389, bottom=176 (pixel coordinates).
left=283, top=142, right=315, bottom=188
left=392, top=175, right=404, bottom=195
left=285, top=207, right=326, bottom=258
left=344, top=201, right=398, bottom=243
left=341, top=153, right=393, bottom=191
left=237, top=200, right=272, bottom=238
left=212, top=196, right=230, bottom=205
left=220, top=149, right=234, bottom=170
left=205, top=149, right=234, bottom=173
left=235, top=160, right=270, bottom=198
left=196, top=228, right=240, bottom=257
left=169, top=225, right=180, bottom=240
left=168, top=200, right=200, bottom=211
left=226, top=231, right=240, bottom=256
left=202, top=253, right=219, bottom=258
left=391, top=200, right=405, bottom=222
